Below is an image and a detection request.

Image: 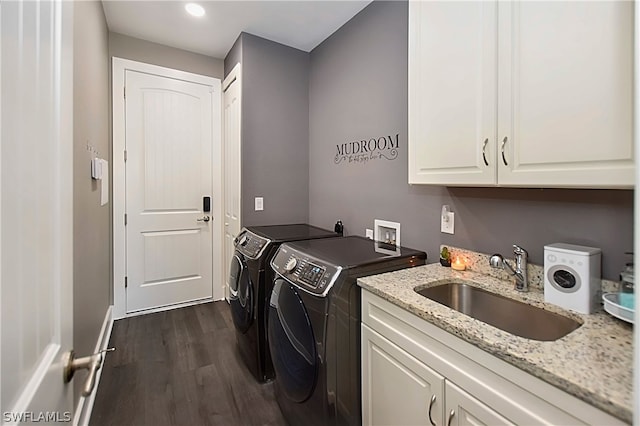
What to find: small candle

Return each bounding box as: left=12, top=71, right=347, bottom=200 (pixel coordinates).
left=451, top=256, right=466, bottom=271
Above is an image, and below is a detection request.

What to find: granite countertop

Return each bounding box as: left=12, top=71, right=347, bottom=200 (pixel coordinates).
left=358, top=262, right=634, bottom=423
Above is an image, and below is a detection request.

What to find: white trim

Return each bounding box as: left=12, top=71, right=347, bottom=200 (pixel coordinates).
left=223, top=63, right=241, bottom=91
left=112, top=57, right=127, bottom=319
left=73, top=306, right=114, bottom=426
left=115, top=58, right=218, bottom=87
left=112, top=58, right=223, bottom=319
left=121, top=297, right=214, bottom=319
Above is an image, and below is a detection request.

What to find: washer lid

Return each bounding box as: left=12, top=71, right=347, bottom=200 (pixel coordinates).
left=544, top=242, right=601, bottom=255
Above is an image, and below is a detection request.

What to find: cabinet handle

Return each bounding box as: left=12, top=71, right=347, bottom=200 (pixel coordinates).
left=501, top=136, right=509, bottom=166
left=447, top=409, right=455, bottom=426
left=428, top=394, right=437, bottom=426
left=481, top=138, right=489, bottom=166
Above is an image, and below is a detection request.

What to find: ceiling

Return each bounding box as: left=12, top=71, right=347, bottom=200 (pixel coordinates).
left=101, top=0, right=372, bottom=59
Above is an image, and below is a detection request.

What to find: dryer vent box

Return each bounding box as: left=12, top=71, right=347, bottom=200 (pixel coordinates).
left=374, top=219, right=400, bottom=247
left=543, top=243, right=602, bottom=314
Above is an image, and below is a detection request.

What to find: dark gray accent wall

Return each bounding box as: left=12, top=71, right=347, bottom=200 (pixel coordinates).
left=73, top=0, right=110, bottom=405
left=308, top=0, right=633, bottom=280
left=109, top=32, right=224, bottom=79
left=226, top=33, right=310, bottom=226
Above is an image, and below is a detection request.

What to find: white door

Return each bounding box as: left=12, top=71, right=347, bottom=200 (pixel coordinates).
left=125, top=70, right=217, bottom=313
left=1, top=0, right=75, bottom=421
left=223, top=64, right=242, bottom=301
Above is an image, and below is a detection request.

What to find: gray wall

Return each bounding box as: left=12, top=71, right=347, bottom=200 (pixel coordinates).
left=109, top=32, right=224, bottom=79
left=224, top=35, right=242, bottom=77
left=308, top=0, right=633, bottom=280
left=73, top=0, right=110, bottom=404
left=225, top=33, right=311, bottom=226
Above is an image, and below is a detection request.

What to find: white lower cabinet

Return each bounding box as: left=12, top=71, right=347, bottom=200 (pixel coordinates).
left=363, top=324, right=510, bottom=426
left=362, top=324, right=444, bottom=426
left=361, top=290, right=626, bottom=426
left=444, top=381, right=511, bottom=426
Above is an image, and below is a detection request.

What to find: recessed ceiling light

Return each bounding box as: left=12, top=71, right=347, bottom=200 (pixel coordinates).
left=185, top=3, right=205, bottom=18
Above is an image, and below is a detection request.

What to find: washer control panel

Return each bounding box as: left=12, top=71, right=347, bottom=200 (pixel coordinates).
left=235, top=230, right=269, bottom=259
left=271, top=244, right=341, bottom=297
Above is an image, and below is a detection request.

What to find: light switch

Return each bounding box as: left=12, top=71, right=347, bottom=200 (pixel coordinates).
left=255, top=197, right=264, bottom=211
left=91, top=158, right=102, bottom=180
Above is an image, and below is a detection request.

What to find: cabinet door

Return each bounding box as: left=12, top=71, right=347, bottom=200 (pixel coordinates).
left=408, top=0, right=498, bottom=186
left=445, top=381, right=514, bottom=426
left=362, top=324, right=445, bottom=426
left=497, top=1, right=634, bottom=188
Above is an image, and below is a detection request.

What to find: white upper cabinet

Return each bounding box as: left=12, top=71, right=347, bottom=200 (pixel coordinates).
left=409, top=1, right=498, bottom=186
left=409, top=0, right=634, bottom=188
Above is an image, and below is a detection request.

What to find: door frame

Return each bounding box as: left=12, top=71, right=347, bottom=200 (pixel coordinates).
left=112, top=58, right=223, bottom=319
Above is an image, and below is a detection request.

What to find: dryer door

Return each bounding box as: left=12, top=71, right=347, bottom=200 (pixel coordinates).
left=229, top=253, right=253, bottom=333
left=268, top=278, right=317, bottom=403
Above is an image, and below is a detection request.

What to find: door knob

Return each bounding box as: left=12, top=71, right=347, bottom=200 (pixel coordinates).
left=63, top=348, right=115, bottom=396
left=197, top=215, right=210, bottom=222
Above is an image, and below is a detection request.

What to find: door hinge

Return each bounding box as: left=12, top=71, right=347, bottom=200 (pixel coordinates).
left=124, top=150, right=127, bottom=162
left=124, top=214, right=127, bottom=226
left=125, top=276, right=128, bottom=288
left=124, top=86, right=126, bottom=99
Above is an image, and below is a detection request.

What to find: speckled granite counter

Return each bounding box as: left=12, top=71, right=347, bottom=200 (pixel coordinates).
left=358, top=263, right=633, bottom=423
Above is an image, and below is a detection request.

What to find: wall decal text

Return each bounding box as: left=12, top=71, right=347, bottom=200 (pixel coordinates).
left=334, top=133, right=399, bottom=165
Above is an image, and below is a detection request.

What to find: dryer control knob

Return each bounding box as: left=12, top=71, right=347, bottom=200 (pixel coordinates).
left=284, top=257, right=297, bottom=273
left=239, top=235, right=248, bottom=246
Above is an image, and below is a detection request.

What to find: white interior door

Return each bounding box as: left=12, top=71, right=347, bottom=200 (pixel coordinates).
left=125, top=69, right=217, bottom=313
left=223, top=64, right=242, bottom=301
left=1, top=0, right=75, bottom=420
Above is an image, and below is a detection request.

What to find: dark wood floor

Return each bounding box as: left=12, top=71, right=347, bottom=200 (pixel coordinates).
left=91, top=301, right=287, bottom=426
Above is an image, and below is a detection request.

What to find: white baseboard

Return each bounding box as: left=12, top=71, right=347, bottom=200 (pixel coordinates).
left=119, top=296, right=219, bottom=319
left=73, top=305, right=114, bottom=426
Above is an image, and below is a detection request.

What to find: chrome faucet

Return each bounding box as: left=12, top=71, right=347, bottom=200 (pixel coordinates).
left=489, top=245, right=529, bottom=292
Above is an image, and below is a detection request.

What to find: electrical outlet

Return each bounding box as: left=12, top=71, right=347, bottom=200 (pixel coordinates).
left=441, top=211, right=455, bottom=234
left=254, top=197, right=264, bottom=211
left=365, top=229, right=373, bottom=239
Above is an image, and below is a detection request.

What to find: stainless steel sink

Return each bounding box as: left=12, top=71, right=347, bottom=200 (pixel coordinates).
left=415, top=282, right=582, bottom=341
